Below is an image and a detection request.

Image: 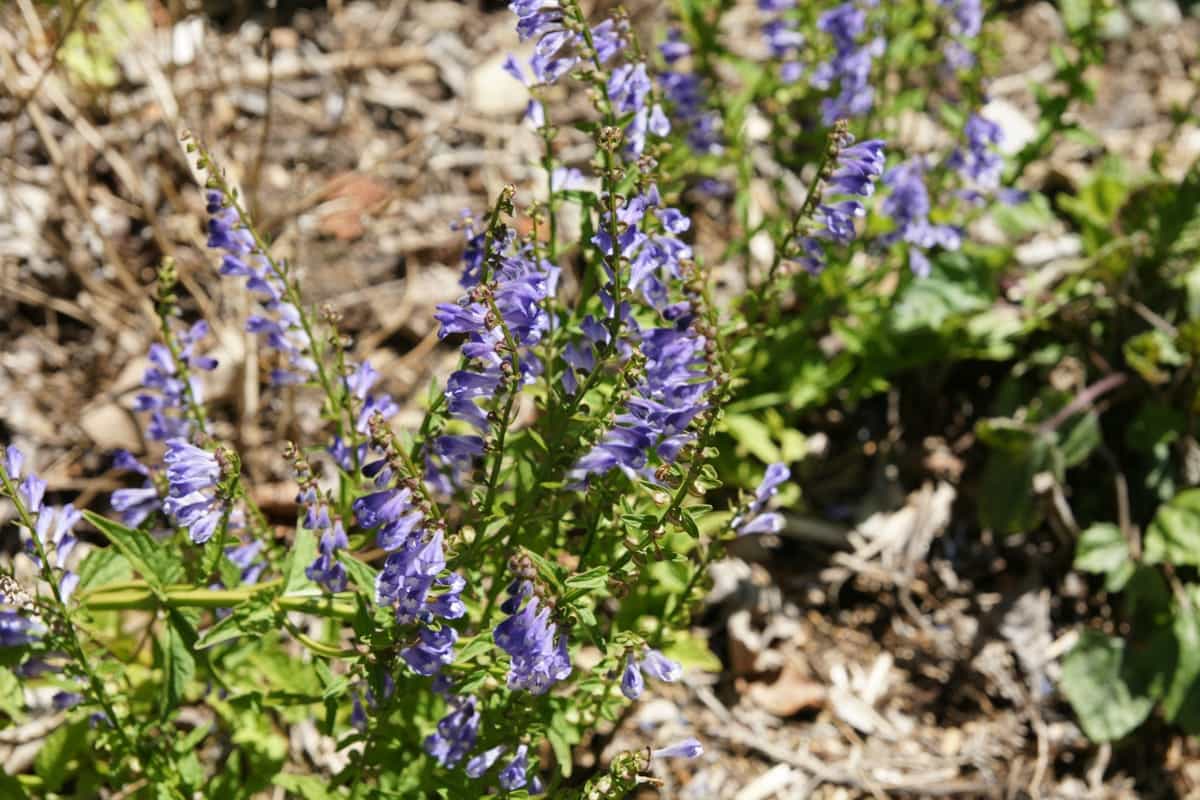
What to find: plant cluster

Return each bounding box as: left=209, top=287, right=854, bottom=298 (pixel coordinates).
left=3, top=0, right=1198, bottom=796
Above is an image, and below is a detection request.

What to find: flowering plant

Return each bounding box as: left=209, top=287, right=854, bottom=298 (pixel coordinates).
left=0, top=0, right=1116, bottom=795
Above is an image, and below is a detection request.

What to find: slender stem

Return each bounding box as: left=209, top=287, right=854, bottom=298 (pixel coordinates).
left=0, top=467, right=137, bottom=761
left=78, top=580, right=357, bottom=621
left=200, top=158, right=356, bottom=452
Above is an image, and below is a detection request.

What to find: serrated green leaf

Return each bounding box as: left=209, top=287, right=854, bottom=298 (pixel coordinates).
left=160, top=610, right=197, bottom=717
left=337, top=551, right=379, bottom=598
left=83, top=511, right=183, bottom=593
left=564, top=567, right=609, bottom=592
left=455, top=635, right=493, bottom=665
left=1145, top=489, right=1200, bottom=567
left=76, top=547, right=132, bottom=592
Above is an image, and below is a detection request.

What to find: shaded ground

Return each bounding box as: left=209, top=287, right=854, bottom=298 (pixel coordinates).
left=2, top=1, right=1200, bottom=797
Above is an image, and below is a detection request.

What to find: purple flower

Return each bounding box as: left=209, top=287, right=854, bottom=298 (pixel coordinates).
left=466, top=745, right=506, bottom=779
left=880, top=160, right=962, bottom=276
left=949, top=114, right=1004, bottom=190
left=940, top=0, right=982, bottom=67
left=7, top=448, right=83, bottom=601
left=659, top=28, right=690, bottom=64
left=791, top=135, right=886, bottom=274
left=499, top=744, right=529, bottom=791
left=434, top=233, right=558, bottom=456
left=345, top=361, right=399, bottom=436
left=641, top=649, right=682, bottom=682
left=401, top=624, right=459, bottom=676
left=162, top=440, right=225, bottom=544
left=0, top=612, right=40, bottom=647
left=493, top=587, right=572, bottom=695
left=226, top=539, right=266, bottom=585
left=733, top=462, right=791, bottom=536
left=811, top=3, right=882, bottom=124
left=621, top=656, right=645, bottom=699
left=4, top=445, right=24, bottom=480
left=110, top=451, right=161, bottom=527
left=504, top=3, right=626, bottom=88
left=208, top=190, right=316, bottom=386
left=424, top=695, right=480, bottom=767
left=652, top=738, right=703, bottom=759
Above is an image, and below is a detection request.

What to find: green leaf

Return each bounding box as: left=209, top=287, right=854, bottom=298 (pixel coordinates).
left=0, top=770, right=27, bottom=800
left=1145, top=489, right=1200, bottom=567
left=0, top=667, right=24, bottom=721
left=83, top=511, right=183, bottom=593
left=564, top=567, right=610, bottom=592
left=160, top=610, right=197, bottom=718
left=196, top=594, right=277, bottom=650
left=662, top=630, right=722, bottom=673
left=523, top=548, right=563, bottom=591
left=1074, top=523, right=1134, bottom=591
left=1163, top=591, right=1200, bottom=733
left=1059, top=0, right=1093, bottom=32
left=455, top=635, right=493, bottom=665
left=1060, top=630, right=1156, bottom=742
left=547, top=710, right=579, bottom=778
left=35, top=717, right=89, bottom=792
left=337, top=551, right=378, bottom=598
left=76, top=547, right=132, bottom=592
left=274, top=773, right=336, bottom=799
left=723, top=414, right=781, bottom=463
left=283, top=527, right=320, bottom=594
left=1056, top=410, right=1101, bottom=469
left=977, top=423, right=1052, bottom=534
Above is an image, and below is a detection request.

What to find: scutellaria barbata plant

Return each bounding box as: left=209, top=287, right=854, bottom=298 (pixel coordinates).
left=0, top=0, right=1020, bottom=795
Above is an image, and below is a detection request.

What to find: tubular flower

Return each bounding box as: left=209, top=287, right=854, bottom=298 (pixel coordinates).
left=657, top=27, right=723, bottom=153
left=880, top=160, right=963, bottom=277
left=811, top=3, right=884, bottom=124
left=300, top=485, right=349, bottom=593
left=652, top=738, right=704, bottom=760
left=433, top=230, right=558, bottom=478
left=498, top=744, right=530, bottom=791
left=207, top=190, right=317, bottom=386
left=758, top=1, right=805, bottom=83
left=109, top=451, right=162, bottom=527
left=505, top=1, right=626, bottom=88
left=569, top=306, right=713, bottom=485
left=794, top=135, right=886, bottom=274
left=0, top=612, right=41, bottom=648
left=5, top=446, right=83, bottom=601
left=466, top=745, right=506, bottom=779
left=621, top=656, right=645, bottom=700
left=162, top=440, right=227, bottom=545
left=493, top=582, right=572, bottom=695
left=948, top=113, right=1004, bottom=192
left=133, top=321, right=217, bottom=442
left=940, top=0, right=982, bottom=69
left=732, top=462, right=791, bottom=536
left=424, top=695, right=481, bottom=768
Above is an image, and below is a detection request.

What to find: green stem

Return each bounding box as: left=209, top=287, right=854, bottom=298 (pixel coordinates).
left=0, top=466, right=137, bottom=762
left=78, top=581, right=357, bottom=620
